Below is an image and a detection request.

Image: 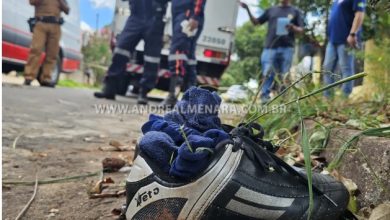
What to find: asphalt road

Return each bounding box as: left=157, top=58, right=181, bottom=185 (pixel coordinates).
left=2, top=83, right=154, bottom=139
left=2, top=83, right=153, bottom=219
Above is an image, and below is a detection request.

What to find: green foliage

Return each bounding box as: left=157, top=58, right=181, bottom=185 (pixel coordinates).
left=82, top=38, right=111, bottom=65
left=235, top=22, right=266, bottom=58
left=82, top=37, right=112, bottom=86
left=363, top=0, right=390, bottom=41
left=297, top=101, right=314, bottom=220
left=221, top=22, right=266, bottom=86
left=260, top=0, right=330, bottom=15
left=57, top=79, right=98, bottom=89
left=221, top=58, right=260, bottom=86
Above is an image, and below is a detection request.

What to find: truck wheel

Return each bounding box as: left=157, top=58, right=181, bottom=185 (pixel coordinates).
left=37, top=56, right=61, bottom=86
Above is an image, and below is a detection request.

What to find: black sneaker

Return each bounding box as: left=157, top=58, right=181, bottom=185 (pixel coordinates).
left=122, top=124, right=349, bottom=220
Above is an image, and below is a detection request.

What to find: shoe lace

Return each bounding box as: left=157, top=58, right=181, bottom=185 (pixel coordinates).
left=230, top=123, right=338, bottom=207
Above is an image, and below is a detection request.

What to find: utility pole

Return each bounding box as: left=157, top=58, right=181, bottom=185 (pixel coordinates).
left=96, top=13, right=100, bottom=35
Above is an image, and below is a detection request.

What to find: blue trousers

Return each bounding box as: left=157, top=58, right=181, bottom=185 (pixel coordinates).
left=168, top=12, right=204, bottom=90
left=323, top=43, right=355, bottom=97
left=260, top=47, right=294, bottom=99
left=107, top=16, right=165, bottom=91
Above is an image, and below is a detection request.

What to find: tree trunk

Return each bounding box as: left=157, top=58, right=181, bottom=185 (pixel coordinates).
left=350, top=39, right=390, bottom=102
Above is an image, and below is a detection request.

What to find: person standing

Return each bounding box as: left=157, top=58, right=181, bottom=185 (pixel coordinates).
left=160, top=0, right=207, bottom=108
left=24, top=0, right=70, bottom=87
left=323, top=0, right=366, bottom=98
left=241, top=0, right=304, bottom=103
left=94, top=0, right=168, bottom=104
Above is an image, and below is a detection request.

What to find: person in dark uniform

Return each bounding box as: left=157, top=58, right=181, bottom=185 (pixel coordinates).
left=94, top=0, right=168, bottom=104
left=160, top=0, right=207, bottom=108
left=24, top=0, right=69, bottom=87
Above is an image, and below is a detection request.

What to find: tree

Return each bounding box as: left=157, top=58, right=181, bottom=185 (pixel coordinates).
left=81, top=36, right=112, bottom=86
left=351, top=0, right=390, bottom=102
left=221, top=22, right=266, bottom=86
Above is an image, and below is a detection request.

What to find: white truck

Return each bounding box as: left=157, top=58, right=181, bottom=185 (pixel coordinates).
left=111, top=0, right=239, bottom=94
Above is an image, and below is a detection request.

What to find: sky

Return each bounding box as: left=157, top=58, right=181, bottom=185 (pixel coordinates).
left=80, top=0, right=260, bottom=31
left=80, top=0, right=116, bottom=31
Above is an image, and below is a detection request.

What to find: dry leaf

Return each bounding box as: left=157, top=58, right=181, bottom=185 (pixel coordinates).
left=36, top=153, right=48, bottom=158
left=88, top=180, right=103, bottom=194
left=330, top=170, right=358, bottom=193
left=109, top=140, right=123, bottom=148
left=98, top=146, right=120, bottom=152
left=49, top=208, right=59, bottom=213
left=118, top=145, right=136, bottom=151
left=103, top=177, right=115, bottom=184
left=111, top=208, right=122, bottom=216
left=102, top=158, right=126, bottom=172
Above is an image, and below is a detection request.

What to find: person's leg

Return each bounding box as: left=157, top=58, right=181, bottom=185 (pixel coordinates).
left=184, top=37, right=198, bottom=91
left=24, top=23, right=47, bottom=83
left=260, top=48, right=277, bottom=102
left=40, top=24, right=61, bottom=85
left=138, top=17, right=165, bottom=104
left=94, top=17, right=143, bottom=99
left=272, top=51, right=283, bottom=93
left=337, top=44, right=355, bottom=97
left=279, top=47, right=294, bottom=75
left=107, top=17, right=143, bottom=77
left=184, top=18, right=204, bottom=91
left=163, top=13, right=190, bottom=107
left=277, top=47, right=294, bottom=92
left=322, top=43, right=338, bottom=98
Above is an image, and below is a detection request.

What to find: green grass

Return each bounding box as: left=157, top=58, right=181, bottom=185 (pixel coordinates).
left=57, top=79, right=98, bottom=89
left=297, top=101, right=314, bottom=220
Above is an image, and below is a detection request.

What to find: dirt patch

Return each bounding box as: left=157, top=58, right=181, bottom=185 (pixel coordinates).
left=2, top=135, right=137, bottom=220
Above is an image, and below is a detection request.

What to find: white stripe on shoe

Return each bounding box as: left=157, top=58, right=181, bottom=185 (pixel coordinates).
left=125, top=144, right=244, bottom=220
left=235, top=187, right=294, bottom=208
left=226, top=199, right=286, bottom=220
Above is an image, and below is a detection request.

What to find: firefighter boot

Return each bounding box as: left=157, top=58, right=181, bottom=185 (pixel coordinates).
left=94, top=76, right=117, bottom=100
left=137, top=88, right=149, bottom=105
left=160, top=75, right=180, bottom=109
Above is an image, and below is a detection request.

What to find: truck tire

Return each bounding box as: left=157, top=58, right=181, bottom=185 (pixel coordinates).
left=37, top=56, right=61, bottom=86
